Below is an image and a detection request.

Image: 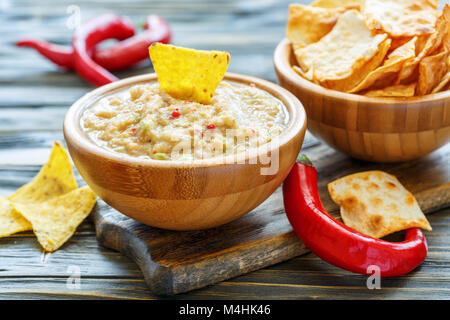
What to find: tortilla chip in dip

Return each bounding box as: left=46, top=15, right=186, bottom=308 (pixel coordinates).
left=328, top=171, right=432, bottom=239
left=362, top=0, right=439, bottom=37
left=149, top=43, right=230, bottom=105
left=13, top=186, right=97, bottom=252
left=295, top=10, right=389, bottom=92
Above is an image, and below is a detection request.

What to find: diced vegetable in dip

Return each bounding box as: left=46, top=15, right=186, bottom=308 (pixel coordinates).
left=81, top=81, right=288, bottom=160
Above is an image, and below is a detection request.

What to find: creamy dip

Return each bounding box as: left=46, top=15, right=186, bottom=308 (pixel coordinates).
left=81, top=81, right=288, bottom=160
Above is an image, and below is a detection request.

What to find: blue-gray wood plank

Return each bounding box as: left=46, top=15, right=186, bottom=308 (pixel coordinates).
left=0, top=0, right=449, bottom=299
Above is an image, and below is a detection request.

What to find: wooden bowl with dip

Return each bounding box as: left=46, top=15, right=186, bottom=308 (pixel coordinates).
left=274, top=38, right=450, bottom=163
left=64, top=72, right=306, bottom=230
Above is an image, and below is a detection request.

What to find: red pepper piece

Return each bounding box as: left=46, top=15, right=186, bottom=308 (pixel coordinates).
left=171, top=109, right=180, bottom=118
left=282, top=157, right=428, bottom=277
left=72, top=13, right=135, bottom=86
left=206, top=124, right=215, bottom=129
left=93, top=15, right=171, bottom=71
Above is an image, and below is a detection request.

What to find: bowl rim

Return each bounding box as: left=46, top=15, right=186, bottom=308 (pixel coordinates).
left=63, top=72, right=306, bottom=168
left=274, top=38, right=450, bottom=104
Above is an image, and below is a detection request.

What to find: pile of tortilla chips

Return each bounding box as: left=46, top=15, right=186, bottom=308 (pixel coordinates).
left=287, top=0, right=450, bottom=97
left=149, top=43, right=230, bottom=104
left=328, top=171, right=431, bottom=238
left=0, top=142, right=97, bottom=252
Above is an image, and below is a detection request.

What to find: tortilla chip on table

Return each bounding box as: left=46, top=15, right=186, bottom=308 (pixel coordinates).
left=13, top=186, right=97, bottom=252
left=0, top=141, right=97, bottom=252
left=328, top=171, right=432, bottom=239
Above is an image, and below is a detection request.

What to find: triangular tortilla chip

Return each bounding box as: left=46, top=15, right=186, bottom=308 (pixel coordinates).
left=397, top=5, right=449, bottom=84
left=322, top=38, right=391, bottom=92
left=287, top=4, right=346, bottom=50
left=328, top=171, right=431, bottom=239
left=349, top=37, right=417, bottom=93
left=311, top=0, right=361, bottom=10
left=0, top=196, right=31, bottom=237
left=13, top=186, right=97, bottom=252
left=8, top=141, right=78, bottom=204
left=363, top=0, right=438, bottom=37
left=295, top=10, right=389, bottom=92
left=149, top=43, right=230, bottom=104
left=293, top=65, right=315, bottom=82
left=363, top=83, right=416, bottom=97
left=432, top=70, right=450, bottom=93
left=0, top=142, right=79, bottom=237
left=417, top=50, right=449, bottom=96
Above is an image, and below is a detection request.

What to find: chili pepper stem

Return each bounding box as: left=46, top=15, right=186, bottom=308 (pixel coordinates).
left=297, top=154, right=313, bottom=166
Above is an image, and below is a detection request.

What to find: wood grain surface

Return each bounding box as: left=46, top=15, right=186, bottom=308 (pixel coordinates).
left=94, top=148, right=450, bottom=295
left=0, top=0, right=449, bottom=300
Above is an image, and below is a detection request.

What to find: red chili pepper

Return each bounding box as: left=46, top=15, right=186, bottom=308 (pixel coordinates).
left=72, top=14, right=135, bottom=86
left=16, top=15, right=171, bottom=75
left=282, top=156, right=428, bottom=277
left=16, top=22, right=134, bottom=71
left=16, top=39, right=75, bottom=69
left=206, top=124, right=215, bottom=130
left=92, top=15, right=171, bottom=71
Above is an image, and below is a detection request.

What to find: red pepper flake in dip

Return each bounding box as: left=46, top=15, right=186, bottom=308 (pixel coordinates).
left=171, top=109, right=180, bottom=118
left=206, top=124, right=215, bottom=130
left=129, top=127, right=137, bottom=135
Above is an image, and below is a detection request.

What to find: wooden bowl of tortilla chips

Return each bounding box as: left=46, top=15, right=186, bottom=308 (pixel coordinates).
left=274, top=0, right=450, bottom=162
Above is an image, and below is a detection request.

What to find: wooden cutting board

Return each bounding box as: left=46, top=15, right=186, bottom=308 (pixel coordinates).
left=92, top=134, right=450, bottom=295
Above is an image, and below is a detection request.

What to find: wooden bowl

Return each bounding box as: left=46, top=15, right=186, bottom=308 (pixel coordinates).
left=274, top=38, right=450, bottom=163
left=64, top=72, right=306, bottom=230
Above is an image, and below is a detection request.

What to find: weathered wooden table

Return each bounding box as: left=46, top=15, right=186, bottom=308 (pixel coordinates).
left=0, top=0, right=449, bottom=299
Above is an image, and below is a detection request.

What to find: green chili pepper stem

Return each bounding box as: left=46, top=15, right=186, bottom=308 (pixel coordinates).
left=297, top=154, right=313, bottom=166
